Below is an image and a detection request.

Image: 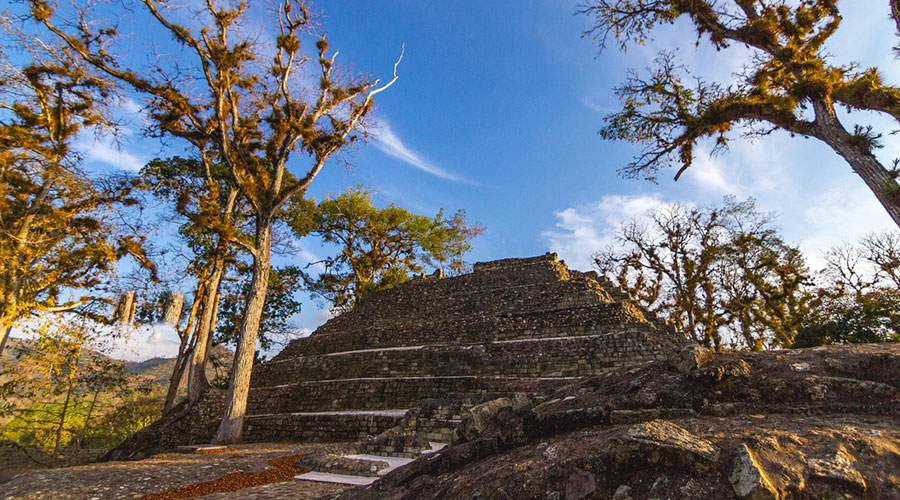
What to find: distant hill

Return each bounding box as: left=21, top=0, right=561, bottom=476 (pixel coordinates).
left=1, top=335, right=236, bottom=450
left=1, top=337, right=107, bottom=380
left=1, top=337, right=232, bottom=391
left=122, top=345, right=234, bottom=388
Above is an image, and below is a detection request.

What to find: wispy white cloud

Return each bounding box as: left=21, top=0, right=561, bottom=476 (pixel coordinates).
left=580, top=95, right=609, bottom=114
left=541, top=194, right=665, bottom=270
left=112, top=322, right=182, bottom=361
left=543, top=164, right=895, bottom=276
left=799, top=185, right=895, bottom=269
left=371, top=120, right=470, bottom=183
left=79, top=132, right=148, bottom=172
left=118, top=96, right=144, bottom=115
left=313, top=309, right=334, bottom=325
left=11, top=314, right=182, bottom=362
left=686, top=149, right=739, bottom=195
left=294, top=244, right=326, bottom=273
left=118, top=96, right=153, bottom=128
left=680, top=139, right=790, bottom=198
left=673, top=133, right=894, bottom=266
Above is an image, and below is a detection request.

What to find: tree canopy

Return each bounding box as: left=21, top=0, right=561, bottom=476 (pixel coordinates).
left=582, top=0, right=900, bottom=229
left=793, top=288, right=900, bottom=347
left=797, top=230, right=900, bottom=347
left=288, top=187, right=484, bottom=313
left=140, top=156, right=245, bottom=402
left=594, top=197, right=812, bottom=350
left=0, top=33, right=147, bottom=353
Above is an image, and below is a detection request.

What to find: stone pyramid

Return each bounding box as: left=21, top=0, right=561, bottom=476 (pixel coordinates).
left=241, top=253, right=685, bottom=444
left=109, top=253, right=688, bottom=460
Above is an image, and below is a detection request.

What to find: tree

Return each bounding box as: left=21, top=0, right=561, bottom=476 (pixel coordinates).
left=594, top=197, right=812, bottom=350
left=141, top=158, right=304, bottom=409
left=140, top=156, right=244, bottom=404
left=800, top=230, right=900, bottom=347
left=822, top=230, right=900, bottom=293
left=288, top=187, right=484, bottom=312
left=1, top=317, right=133, bottom=453
left=92, top=392, right=161, bottom=446
left=32, top=0, right=402, bottom=442
left=793, top=288, right=900, bottom=347
left=0, top=30, right=146, bottom=354
left=215, top=266, right=304, bottom=355
left=135, top=286, right=204, bottom=413
left=582, top=0, right=900, bottom=230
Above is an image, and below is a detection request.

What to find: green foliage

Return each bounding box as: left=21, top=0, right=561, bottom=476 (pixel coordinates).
left=804, top=230, right=900, bottom=347
left=793, top=289, right=900, bottom=348
left=30, top=0, right=404, bottom=441
left=91, top=392, right=161, bottom=445
left=287, top=187, right=484, bottom=312
left=848, top=125, right=884, bottom=153
left=582, top=0, right=900, bottom=228
left=595, top=196, right=813, bottom=350
left=2, top=391, right=161, bottom=449
left=0, top=319, right=146, bottom=449
left=214, top=266, right=303, bottom=352
left=140, top=156, right=245, bottom=256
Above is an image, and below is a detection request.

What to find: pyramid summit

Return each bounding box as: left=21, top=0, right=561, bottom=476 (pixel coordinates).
left=107, top=253, right=691, bottom=459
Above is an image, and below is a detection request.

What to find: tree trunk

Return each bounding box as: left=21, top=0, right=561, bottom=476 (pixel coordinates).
left=213, top=217, right=272, bottom=444
left=187, top=187, right=239, bottom=400
left=163, top=345, right=190, bottom=412
left=54, top=383, right=73, bottom=455
left=199, top=286, right=221, bottom=380
left=162, top=291, right=184, bottom=326
left=76, top=390, right=100, bottom=448
left=0, top=322, right=12, bottom=354
left=812, top=100, right=900, bottom=230
left=163, top=287, right=203, bottom=411
left=187, top=255, right=227, bottom=401
left=114, top=292, right=136, bottom=325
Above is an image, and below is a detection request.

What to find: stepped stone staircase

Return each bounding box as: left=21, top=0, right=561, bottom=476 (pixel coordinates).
left=106, top=254, right=689, bottom=485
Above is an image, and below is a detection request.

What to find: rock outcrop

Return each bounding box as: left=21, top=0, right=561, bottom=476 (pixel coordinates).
left=333, top=343, right=900, bottom=499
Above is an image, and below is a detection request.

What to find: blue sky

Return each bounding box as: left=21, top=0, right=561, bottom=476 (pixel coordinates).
left=30, top=1, right=900, bottom=358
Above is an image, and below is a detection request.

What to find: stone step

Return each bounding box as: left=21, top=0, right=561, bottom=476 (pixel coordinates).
left=253, top=332, right=668, bottom=387
left=364, top=434, right=452, bottom=458
left=273, top=305, right=655, bottom=360
left=242, top=410, right=407, bottom=443
left=422, top=442, right=448, bottom=454
left=316, top=278, right=609, bottom=335
left=295, top=454, right=416, bottom=486
left=296, top=454, right=391, bottom=477
left=246, top=376, right=573, bottom=414
left=294, top=471, right=378, bottom=486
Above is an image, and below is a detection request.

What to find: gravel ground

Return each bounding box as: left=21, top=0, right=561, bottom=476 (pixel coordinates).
left=194, top=480, right=346, bottom=499
left=0, top=443, right=355, bottom=500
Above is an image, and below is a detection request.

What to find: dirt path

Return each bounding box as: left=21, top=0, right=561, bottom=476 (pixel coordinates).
left=0, top=443, right=352, bottom=500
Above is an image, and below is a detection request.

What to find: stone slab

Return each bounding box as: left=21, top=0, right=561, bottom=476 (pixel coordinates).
left=295, top=471, right=378, bottom=486
left=344, top=454, right=415, bottom=473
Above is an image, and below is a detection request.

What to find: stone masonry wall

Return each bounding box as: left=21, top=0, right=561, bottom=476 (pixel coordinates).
left=244, top=413, right=403, bottom=443
left=245, top=376, right=572, bottom=414
left=313, top=279, right=614, bottom=338
left=0, top=441, right=52, bottom=470
left=254, top=328, right=670, bottom=387
left=274, top=303, right=650, bottom=360
left=313, top=255, right=591, bottom=335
